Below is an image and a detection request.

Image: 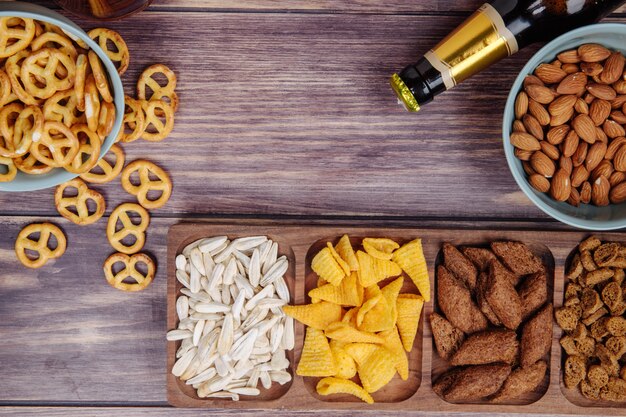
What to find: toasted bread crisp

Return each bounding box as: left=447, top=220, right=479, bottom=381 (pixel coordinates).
left=600, top=377, right=626, bottom=402
left=484, top=260, right=523, bottom=330
left=430, top=312, right=465, bottom=361
left=462, top=247, right=497, bottom=272
left=555, top=305, right=580, bottom=332
left=476, top=271, right=502, bottom=326
left=432, top=367, right=463, bottom=397
left=491, top=360, right=547, bottom=403
left=518, top=272, right=548, bottom=321
left=437, top=265, right=487, bottom=334
left=442, top=364, right=511, bottom=402
left=443, top=242, right=477, bottom=292
left=564, top=355, right=586, bottom=389
left=450, top=329, right=519, bottom=366
left=587, top=364, right=609, bottom=389
left=520, top=304, right=553, bottom=368
left=491, top=241, right=543, bottom=277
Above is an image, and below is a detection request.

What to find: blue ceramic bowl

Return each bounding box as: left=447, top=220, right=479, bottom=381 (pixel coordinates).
left=503, top=23, right=626, bottom=231
left=0, top=2, right=124, bottom=192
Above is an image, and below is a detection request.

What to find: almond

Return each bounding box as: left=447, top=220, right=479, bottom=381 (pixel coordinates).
left=575, top=97, right=589, bottom=114
left=562, top=63, right=580, bottom=74
left=591, top=160, right=614, bottom=182
left=578, top=43, right=611, bottom=62
left=581, top=62, right=603, bottom=76
left=612, top=95, right=626, bottom=109
left=610, top=181, right=626, bottom=203
left=522, top=114, right=544, bottom=140
left=589, top=99, right=612, bottom=125
left=515, top=148, right=533, bottom=161
left=529, top=173, right=550, bottom=193
left=592, top=175, right=610, bottom=206
left=587, top=83, right=617, bottom=100
left=584, top=92, right=596, bottom=104
left=610, top=110, right=626, bottom=124
left=573, top=141, right=589, bottom=167
left=580, top=181, right=592, bottom=204
left=603, top=119, right=625, bottom=138
left=600, top=52, right=625, bottom=84
left=605, top=136, right=626, bottom=159
left=513, top=120, right=527, bottom=133
left=525, top=84, right=556, bottom=104
left=550, top=168, right=571, bottom=201
left=540, top=141, right=560, bottom=160
left=535, top=63, right=567, bottom=84
left=585, top=141, right=608, bottom=172
left=510, top=132, right=541, bottom=151
left=530, top=151, right=556, bottom=177
left=614, top=144, right=626, bottom=171
left=548, top=94, right=576, bottom=116
left=562, top=129, right=580, bottom=157
left=571, top=165, right=590, bottom=187
left=560, top=155, right=573, bottom=174
left=528, top=99, right=551, bottom=125
left=523, top=161, right=536, bottom=176
left=557, top=72, right=587, bottom=95
left=550, top=106, right=574, bottom=127
left=547, top=125, right=570, bottom=145
left=613, top=80, right=626, bottom=94
left=610, top=171, right=626, bottom=187
left=515, top=91, right=528, bottom=119
left=596, top=126, right=608, bottom=143
left=558, top=49, right=580, bottom=64
left=524, top=75, right=545, bottom=88
left=572, top=114, right=597, bottom=143
left=567, top=187, right=581, bottom=207
left=551, top=59, right=562, bottom=68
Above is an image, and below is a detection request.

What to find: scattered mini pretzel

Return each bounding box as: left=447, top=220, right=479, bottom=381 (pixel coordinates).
left=54, top=178, right=105, bottom=226
left=107, top=202, right=150, bottom=254
left=103, top=252, right=155, bottom=291
left=80, top=143, right=125, bottom=184
left=116, top=95, right=144, bottom=143
left=0, top=17, right=35, bottom=58
left=120, top=159, right=172, bottom=209
left=15, top=222, right=66, bottom=268
left=140, top=99, right=174, bottom=142
left=137, top=63, right=178, bottom=112
left=88, top=28, right=129, bottom=75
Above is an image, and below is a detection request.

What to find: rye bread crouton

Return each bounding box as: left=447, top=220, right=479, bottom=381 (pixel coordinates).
left=484, top=260, right=523, bottom=330
left=430, top=312, right=465, bottom=361
left=476, top=271, right=502, bottom=326
left=491, top=241, right=543, bottom=277
left=450, top=329, right=519, bottom=366
left=443, top=243, right=478, bottom=292
left=587, top=364, right=609, bottom=389
left=461, top=247, right=497, bottom=272
left=555, top=305, right=580, bottom=332
left=564, top=355, right=587, bottom=389
left=600, top=377, right=626, bottom=402
left=490, top=360, right=547, bottom=403
left=581, top=379, right=601, bottom=400
left=443, top=364, right=511, bottom=402
left=437, top=265, right=487, bottom=334
left=520, top=304, right=553, bottom=368
left=560, top=335, right=579, bottom=356
left=607, top=316, right=626, bottom=337
left=518, top=272, right=548, bottom=321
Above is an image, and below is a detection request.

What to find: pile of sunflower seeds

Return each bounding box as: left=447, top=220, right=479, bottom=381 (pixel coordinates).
left=167, top=235, right=294, bottom=400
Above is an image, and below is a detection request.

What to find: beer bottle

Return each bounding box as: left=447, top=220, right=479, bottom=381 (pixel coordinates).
left=391, top=0, right=626, bottom=112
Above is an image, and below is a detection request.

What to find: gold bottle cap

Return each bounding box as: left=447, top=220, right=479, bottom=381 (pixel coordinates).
left=390, top=73, right=420, bottom=112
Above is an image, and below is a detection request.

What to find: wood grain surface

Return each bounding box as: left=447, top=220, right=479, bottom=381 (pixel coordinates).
left=3, top=0, right=626, bottom=415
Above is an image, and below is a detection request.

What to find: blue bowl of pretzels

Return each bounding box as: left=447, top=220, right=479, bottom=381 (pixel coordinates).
left=0, top=1, right=125, bottom=192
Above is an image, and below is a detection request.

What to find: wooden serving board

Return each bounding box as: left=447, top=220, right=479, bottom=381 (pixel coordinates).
left=166, top=222, right=625, bottom=414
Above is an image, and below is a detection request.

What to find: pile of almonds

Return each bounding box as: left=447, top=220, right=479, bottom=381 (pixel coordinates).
left=511, top=43, right=626, bottom=207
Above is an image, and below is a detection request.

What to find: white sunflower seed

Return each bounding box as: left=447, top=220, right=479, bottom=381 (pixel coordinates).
left=176, top=296, right=189, bottom=321
left=176, top=270, right=190, bottom=289
left=203, top=252, right=215, bottom=279
left=262, top=242, right=278, bottom=274
left=182, top=240, right=201, bottom=257
left=260, top=370, right=272, bottom=389
left=175, top=254, right=187, bottom=270
left=270, top=323, right=284, bottom=353
left=186, top=367, right=217, bottom=385
left=177, top=338, right=193, bottom=358
left=193, top=319, right=205, bottom=346
left=229, top=387, right=260, bottom=396
left=198, top=236, right=228, bottom=254
left=167, top=329, right=193, bottom=341
left=245, top=284, right=274, bottom=311
left=190, top=264, right=201, bottom=294
left=270, top=370, right=292, bottom=385
left=257, top=241, right=272, bottom=268
left=195, top=302, right=230, bottom=314
left=234, top=236, right=267, bottom=251
left=223, top=258, right=237, bottom=286
left=249, top=248, right=261, bottom=287
left=282, top=316, right=294, bottom=350
left=221, top=285, right=231, bottom=305
left=217, top=313, right=234, bottom=355
left=172, top=348, right=196, bottom=377
left=208, top=263, right=225, bottom=290
left=206, top=391, right=239, bottom=401
left=260, top=258, right=288, bottom=287
left=190, top=248, right=206, bottom=276
left=214, top=240, right=237, bottom=263
left=274, top=276, right=290, bottom=302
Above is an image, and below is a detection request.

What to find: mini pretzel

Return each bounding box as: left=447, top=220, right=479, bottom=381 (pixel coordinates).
left=97, top=101, right=115, bottom=139
left=137, top=64, right=178, bottom=112
left=103, top=252, right=155, bottom=292
left=107, top=202, right=150, bottom=254
left=0, top=102, right=24, bottom=156
left=0, top=156, right=17, bottom=182
left=0, top=17, right=35, bottom=58
left=87, top=51, right=112, bottom=103
left=65, top=124, right=101, bottom=174
left=116, top=96, right=144, bottom=143
left=121, top=160, right=172, bottom=209
left=6, top=50, right=42, bottom=106
left=31, top=121, right=79, bottom=167
left=0, top=105, right=44, bottom=158
left=140, top=100, right=174, bottom=142
left=88, top=28, right=129, bottom=75
left=84, top=74, right=101, bottom=132
left=0, top=69, right=18, bottom=107
left=15, top=222, right=66, bottom=269
left=21, top=48, right=76, bottom=99
left=54, top=178, right=105, bottom=225
left=14, top=149, right=53, bottom=175
left=30, top=32, right=77, bottom=59
left=43, top=89, right=85, bottom=127
left=74, top=54, right=88, bottom=112
left=80, top=143, right=125, bottom=184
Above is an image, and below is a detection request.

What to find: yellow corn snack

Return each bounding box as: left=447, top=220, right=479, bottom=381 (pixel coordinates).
left=283, top=301, right=342, bottom=330
left=311, top=247, right=346, bottom=286
left=380, top=326, right=409, bottom=380
left=335, top=234, right=359, bottom=271
left=296, top=327, right=336, bottom=377
left=362, top=237, right=400, bottom=260
left=356, top=250, right=402, bottom=287
left=316, top=377, right=374, bottom=404
left=392, top=238, right=430, bottom=301
left=327, top=242, right=351, bottom=276
left=396, top=294, right=424, bottom=351
left=324, top=321, right=385, bottom=344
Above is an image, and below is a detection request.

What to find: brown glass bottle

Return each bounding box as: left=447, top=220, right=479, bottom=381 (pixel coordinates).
left=391, top=0, right=626, bottom=112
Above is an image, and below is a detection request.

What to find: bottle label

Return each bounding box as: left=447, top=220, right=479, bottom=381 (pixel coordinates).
left=424, top=3, right=518, bottom=90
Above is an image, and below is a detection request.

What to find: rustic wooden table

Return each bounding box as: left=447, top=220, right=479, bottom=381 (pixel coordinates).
left=1, top=0, right=624, bottom=415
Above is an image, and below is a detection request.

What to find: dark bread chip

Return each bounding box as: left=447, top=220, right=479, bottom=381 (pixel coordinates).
left=491, top=241, right=543, bottom=277
left=461, top=247, right=497, bottom=272
left=450, top=329, right=519, bottom=366
left=520, top=304, right=553, bottom=368
left=443, top=364, right=511, bottom=402
left=437, top=265, right=488, bottom=334
left=490, top=360, right=547, bottom=403
left=443, top=243, right=478, bottom=292
left=432, top=367, right=463, bottom=398
left=430, top=312, right=465, bottom=361
left=485, top=260, right=523, bottom=330
left=476, top=272, right=502, bottom=326
left=518, top=272, right=548, bottom=321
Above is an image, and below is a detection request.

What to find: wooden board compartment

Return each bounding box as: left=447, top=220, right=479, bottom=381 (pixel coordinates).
left=166, top=222, right=626, bottom=414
